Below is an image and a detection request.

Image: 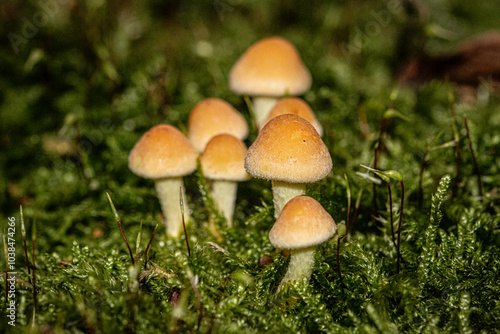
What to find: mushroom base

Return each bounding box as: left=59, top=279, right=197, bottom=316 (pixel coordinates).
left=210, top=180, right=237, bottom=227
left=253, top=96, right=279, bottom=128
left=278, top=246, right=316, bottom=291
left=155, top=177, right=190, bottom=237
left=271, top=180, right=306, bottom=218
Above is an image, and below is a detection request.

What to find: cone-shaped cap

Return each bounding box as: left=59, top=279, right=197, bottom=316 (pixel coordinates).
left=269, top=196, right=336, bottom=249
left=261, top=97, right=323, bottom=136
left=229, top=36, right=311, bottom=97
left=128, top=124, right=198, bottom=179
left=245, top=114, right=332, bottom=183
left=200, top=134, right=250, bottom=181
left=188, top=98, right=249, bottom=152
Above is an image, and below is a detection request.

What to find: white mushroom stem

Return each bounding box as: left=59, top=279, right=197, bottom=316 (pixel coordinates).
left=155, top=177, right=190, bottom=237
left=210, top=179, right=238, bottom=227
left=252, top=96, right=279, bottom=128
left=278, top=246, right=316, bottom=291
left=271, top=180, right=306, bottom=218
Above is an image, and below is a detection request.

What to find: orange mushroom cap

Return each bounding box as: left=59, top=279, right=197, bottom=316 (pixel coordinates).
left=261, top=97, right=323, bottom=136
left=128, top=124, right=198, bottom=179
left=245, top=114, right=332, bottom=183
left=188, top=98, right=248, bottom=152
left=200, top=134, right=250, bottom=181
left=269, top=196, right=336, bottom=249
left=229, top=36, right=311, bottom=97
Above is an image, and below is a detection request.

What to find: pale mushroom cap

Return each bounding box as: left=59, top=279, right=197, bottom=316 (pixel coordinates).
left=261, top=97, right=323, bottom=136
left=188, top=98, right=249, bottom=152
left=229, top=36, right=312, bottom=97
left=269, top=196, right=336, bottom=249
left=200, top=134, right=250, bottom=181
left=128, top=124, right=198, bottom=179
left=245, top=114, right=332, bottom=183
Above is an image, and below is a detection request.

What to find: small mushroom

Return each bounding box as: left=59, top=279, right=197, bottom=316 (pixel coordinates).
left=128, top=124, right=198, bottom=237
left=200, top=134, right=250, bottom=227
left=245, top=114, right=332, bottom=218
left=269, top=196, right=336, bottom=290
left=260, top=97, right=323, bottom=136
left=188, top=98, right=248, bottom=153
left=229, top=36, right=311, bottom=128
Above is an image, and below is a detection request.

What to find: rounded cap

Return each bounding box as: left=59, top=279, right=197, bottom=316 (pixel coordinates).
left=269, top=196, right=336, bottom=249
left=188, top=98, right=249, bottom=152
left=229, top=36, right=312, bottom=97
left=200, top=134, right=250, bottom=181
left=245, top=114, right=332, bottom=183
left=128, top=124, right=198, bottom=179
left=261, top=97, right=323, bottom=136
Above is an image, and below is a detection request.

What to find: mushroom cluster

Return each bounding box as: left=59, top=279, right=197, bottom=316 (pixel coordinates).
left=188, top=98, right=250, bottom=226
left=126, top=36, right=337, bottom=290
left=128, top=98, right=250, bottom=235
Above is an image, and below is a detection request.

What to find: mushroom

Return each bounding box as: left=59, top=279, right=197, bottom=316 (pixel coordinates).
left=269, top=196, right=336, bottom=290
left=229, top=36, right=311, bottom=128
left=245, top=114, right=332, bottom=218
left=260, top=97, right=323, bottom=136
left=128, top=124, right=198, bottom=237
left=188, top=98, right=249, bottom=153
left=200, top=134, right=250, bottom=226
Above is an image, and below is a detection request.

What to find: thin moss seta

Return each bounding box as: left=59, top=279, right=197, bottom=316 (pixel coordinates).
left=464, top=116, right=483, bottom=197
left=106, top=192, right=135, bottom=265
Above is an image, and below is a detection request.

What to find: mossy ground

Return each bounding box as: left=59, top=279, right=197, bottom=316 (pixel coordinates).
left=1, top=1, right=500, bottom=333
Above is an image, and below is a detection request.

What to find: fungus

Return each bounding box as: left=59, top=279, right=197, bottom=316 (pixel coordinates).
left=245, top=114, right=331, bottom=218
left=200, top=134, right=250, bottom=226
left=128, top=124, right=198, bottom=237
left=188, top=98, right=248, bottom=152
left=269, top=196, right=336, bottom=290
left=260, top=97, right=323, bottom=136
left=229, top=36, right=311, bottom=127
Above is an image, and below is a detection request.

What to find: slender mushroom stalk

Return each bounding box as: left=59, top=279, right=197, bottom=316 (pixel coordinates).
left=229, top=36, right=312, bottom=128
left=245, top=114, right=332, bottom=218
left=271, top=181, right=306, bottom=217
left=280, top=246, right=316, bottom=284
left=155, top=177, right=189, bottom=236
left=201, top=134, right=249, bottom=227
left=252, top=97, right=280, bottom=127
left=269, top=196, right=336, bottom=291
left=210, top=180, right=238, bottom=225
left=128, top=124, right=198, bottom=237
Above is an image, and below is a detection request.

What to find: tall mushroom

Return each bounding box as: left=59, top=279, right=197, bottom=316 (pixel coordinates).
left=269, top=196, right=336, bottom=290
left=229, top=36, right=311, bottom=128
left=245, top=114, right=332, bottom=218
left=260, top=97, right=323, bottom=136
left=200, top=134, right=250, bottom=226
left=128, top=124, right=198, bottom=237
left=188, top=98, right=248, bottom=153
